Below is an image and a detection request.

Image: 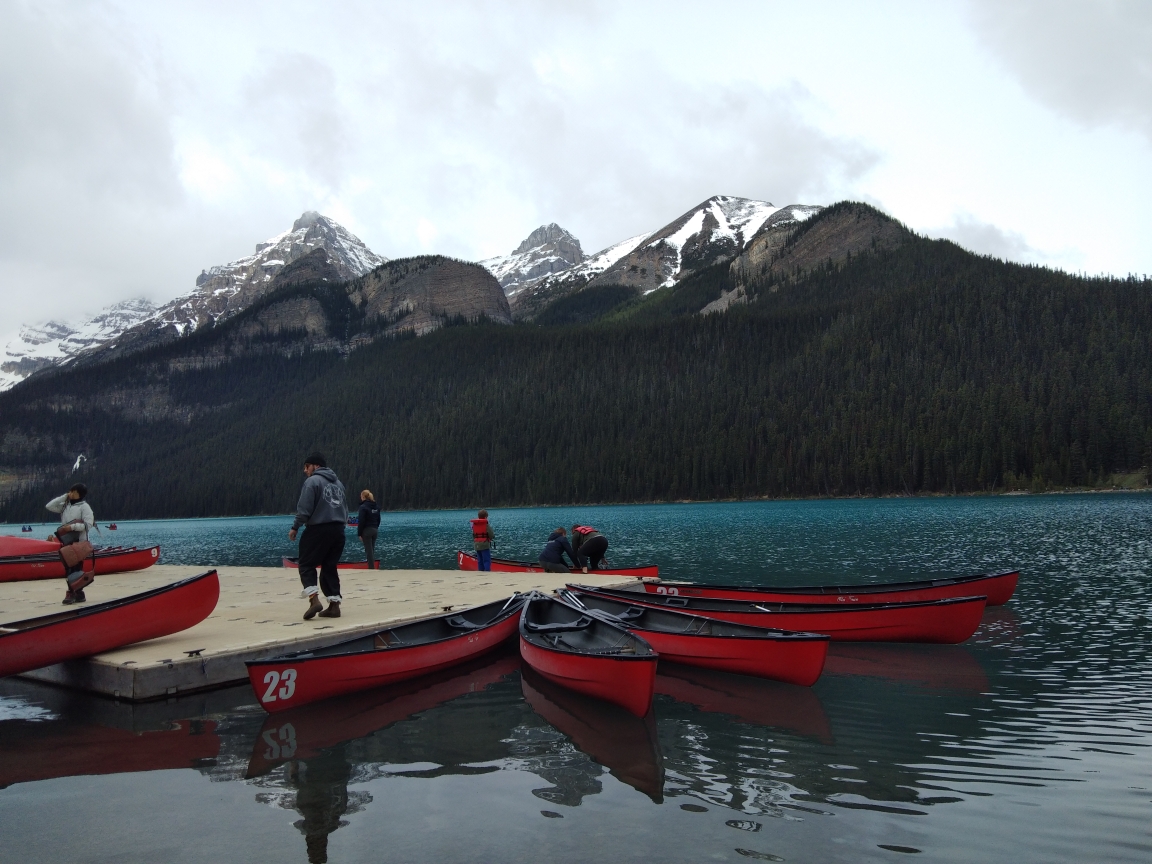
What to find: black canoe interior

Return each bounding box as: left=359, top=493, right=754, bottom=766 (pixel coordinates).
left=520, top=594, right=655, bottom=657
left=0, top=569, right=215, bottom=634
left=284, top=595, right=526, bottom=660
left=560, top=590, right=826, bottom=642
left=646, top=570, right=1017, bottom=597
left=568, top=584, right=986, bottom=614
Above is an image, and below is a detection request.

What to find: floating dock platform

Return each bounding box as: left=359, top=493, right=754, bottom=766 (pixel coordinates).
left=1, top=565, right=631, bottom=701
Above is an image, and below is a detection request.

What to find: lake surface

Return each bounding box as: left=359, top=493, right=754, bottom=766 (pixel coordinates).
left=2, top=494, right=1151, bottom=862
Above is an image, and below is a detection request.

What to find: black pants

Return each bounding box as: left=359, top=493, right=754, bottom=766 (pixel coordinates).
left=299, top=522, right=345, bottom=601
left=539, top=558, right=570, bottom=573
left=577, top=535, right=608, bottom=570
left=360, top=528, right=378, bottom=569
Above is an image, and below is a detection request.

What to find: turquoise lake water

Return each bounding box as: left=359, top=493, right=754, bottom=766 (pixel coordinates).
left=1, top=494, right=1150, bottom=862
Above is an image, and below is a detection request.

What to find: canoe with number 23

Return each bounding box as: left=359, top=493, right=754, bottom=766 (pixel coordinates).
left=245, top=594, right=527, bottom=712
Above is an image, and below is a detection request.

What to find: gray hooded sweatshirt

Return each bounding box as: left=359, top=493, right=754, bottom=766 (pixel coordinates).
left=292, top=467, right=348, bottom=530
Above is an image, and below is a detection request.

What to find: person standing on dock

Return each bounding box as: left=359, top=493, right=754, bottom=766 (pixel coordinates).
left=471, top=509, right=495, bottom=571
left=539, top=527, right=577, bottom=574
left=572, top=525, right=609, bottom=573
left=288, top=453, right=348, bottom=620
left=358, top=490, right=381, bottom=569
left=46, top=483, right=96, bottom=605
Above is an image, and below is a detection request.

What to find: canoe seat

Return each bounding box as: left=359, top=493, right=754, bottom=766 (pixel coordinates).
left=524, top=615, right=594, bottom=633
left=614, top=606, right=646, bottom=622
left=444, top=616, right=483, bottom=631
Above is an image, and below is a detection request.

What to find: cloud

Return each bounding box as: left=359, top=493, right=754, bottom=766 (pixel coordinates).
left=965, top=0, right=1152, bottom=144
left=927, top=213, right=1067, bottom=266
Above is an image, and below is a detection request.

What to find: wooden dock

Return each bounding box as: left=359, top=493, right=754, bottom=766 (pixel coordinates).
left=1, top=565, right=631, bottom=701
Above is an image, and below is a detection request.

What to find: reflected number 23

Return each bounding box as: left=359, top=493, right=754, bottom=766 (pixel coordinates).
left=261, top=668, right=297, bottom=702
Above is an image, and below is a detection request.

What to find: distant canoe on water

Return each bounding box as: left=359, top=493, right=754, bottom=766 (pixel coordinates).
left=281, top=557, right=372, bottom=571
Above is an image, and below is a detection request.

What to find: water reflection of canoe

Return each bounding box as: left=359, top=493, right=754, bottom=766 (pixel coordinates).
left=655, top=662, right=834, bottom=744
left=521, top=665, right=664, bottom=803
left=642, top=569, right=1019, bottom=607
left=245, top=650, right=521, bottom=778
left=246, top=595, right=526, bottom=712
left=561, top=588, right=828, bottom=686
left=0, top=718, right=219, bottom=788
left=569, top=584, right=987, bottom=644
left=823, top=643, right=991, bottom=692
left=519, top=593, right=658, bottom=718
left=0, top=570, right=220, bottom=678
left=458, top=550, right=658, bottom=578
left=0, top=545, right=161, bottom=582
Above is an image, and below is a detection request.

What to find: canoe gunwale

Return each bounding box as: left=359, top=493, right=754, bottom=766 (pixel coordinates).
left=647, top=569, right=1018, bottom=597
left=560, top=589, right=829, bottom=643
left=519, top=593, right=657, bottom=660
left=245, top=594, right=527, bottom=668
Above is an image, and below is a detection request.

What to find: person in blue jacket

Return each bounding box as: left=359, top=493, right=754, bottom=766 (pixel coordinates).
left=538, top=527, right=577, bottom=574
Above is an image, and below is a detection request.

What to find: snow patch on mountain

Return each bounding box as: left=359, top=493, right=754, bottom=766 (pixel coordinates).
left=0, top=298, right=159, bottom=391
left=480, top=224, right=585, bottom=298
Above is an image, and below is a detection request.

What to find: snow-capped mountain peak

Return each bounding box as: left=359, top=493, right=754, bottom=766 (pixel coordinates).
left=0, top=298, right=159, bottom=390
left=480, top=223, right=586, bottom=298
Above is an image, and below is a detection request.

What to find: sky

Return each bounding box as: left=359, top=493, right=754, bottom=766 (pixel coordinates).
left=1, top=0, right=1150, bottom=330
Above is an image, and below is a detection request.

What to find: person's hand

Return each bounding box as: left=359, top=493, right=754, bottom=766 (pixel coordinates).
left=288, top=528, right=298, bottom=542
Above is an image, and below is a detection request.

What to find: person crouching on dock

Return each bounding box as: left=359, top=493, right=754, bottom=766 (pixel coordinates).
left=539, top=527, right=577, bottom=574
left=288, top=452, right=348, bottom=620
left=46, top=483, right=96, bottom=604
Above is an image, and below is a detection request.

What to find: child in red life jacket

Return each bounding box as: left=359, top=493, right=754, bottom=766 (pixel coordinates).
left=471, top=510, right=495, bottom=571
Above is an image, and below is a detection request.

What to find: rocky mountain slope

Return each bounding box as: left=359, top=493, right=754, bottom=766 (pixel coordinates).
left=0, top=299, right=159, bottom=391
left=504, top=196, right=823, bottom=320
left=1, top=212, right=387, bottom=389
left=81, top=211, right=387, bottom=363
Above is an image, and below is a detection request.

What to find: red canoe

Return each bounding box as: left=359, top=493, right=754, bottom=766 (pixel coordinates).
left=246, top=594, right=527, bottom=712
left=519, top=592, right=658, bottom=718
left=0, top=536, right=61, bottom=556
left=559, top=588, right=828, bottom=686
left=642, top=569, right=1019, bottom=607
left=0, top=570, right=220, bottom=678
left=282, top=557, right=372, bottom=571
left=0, top=546, right=161, bottom=583
left=567, top=584, right=988, bottom=644
left=457, top=550, right=658, bottom=578
left=521, top=665, right=665, bottom=803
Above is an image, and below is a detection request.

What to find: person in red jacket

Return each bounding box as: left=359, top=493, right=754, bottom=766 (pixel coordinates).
left=471, top=509, right=495, bottom=571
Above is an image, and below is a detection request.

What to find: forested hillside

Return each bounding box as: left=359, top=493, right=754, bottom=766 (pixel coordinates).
left=2, top=206, right=1149, bottom=520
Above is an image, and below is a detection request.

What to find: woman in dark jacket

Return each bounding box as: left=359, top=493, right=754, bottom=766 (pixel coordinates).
left=357, top=491, right=381, bottom=569
left=539, top=528, right=577, bottom=574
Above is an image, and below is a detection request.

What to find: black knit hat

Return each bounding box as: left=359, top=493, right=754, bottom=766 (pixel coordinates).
left=304, top=452, right=327, bottom=467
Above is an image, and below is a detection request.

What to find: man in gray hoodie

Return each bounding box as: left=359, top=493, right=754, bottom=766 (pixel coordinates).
left=288, top=452, right=348, bottom=620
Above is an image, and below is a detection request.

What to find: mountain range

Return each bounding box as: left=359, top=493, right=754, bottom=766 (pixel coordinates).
left=0, top=195, right=825, bottom=389
left=2, top=196, right=1149, bottom=519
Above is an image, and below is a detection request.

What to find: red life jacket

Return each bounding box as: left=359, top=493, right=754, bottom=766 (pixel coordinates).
left=470, top=519, right=490, bottom=541
left=573, top=525, right=597, bottom=537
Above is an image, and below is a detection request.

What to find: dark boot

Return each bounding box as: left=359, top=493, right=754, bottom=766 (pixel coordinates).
left=303, top=595, right=324, bottom=620
left=74, top=589, right=86, bottom=602
left=62, top=590, right=77, bottom=605
left=318, top=601, right=341, bottom=618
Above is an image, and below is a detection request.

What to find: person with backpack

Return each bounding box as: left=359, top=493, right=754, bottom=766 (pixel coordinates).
left=288, top=452, right=348, bottom=620
left=357, top=490, right=381, bottom=569
left=572, top=524, right=609, bottom=573
left=471, top=509, right=495, bottom=571
left=46, top=483, right=96, bottom=604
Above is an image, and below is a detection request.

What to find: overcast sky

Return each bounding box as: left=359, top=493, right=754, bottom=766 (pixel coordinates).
left=2, top=0, right=1150, bottom=329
